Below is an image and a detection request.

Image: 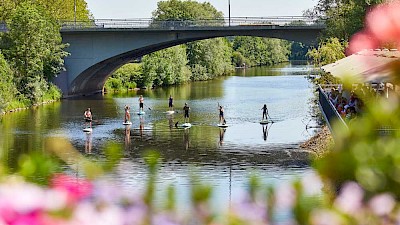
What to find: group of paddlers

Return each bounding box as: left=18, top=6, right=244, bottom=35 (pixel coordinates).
left=84, top=95, right=270, bottom=128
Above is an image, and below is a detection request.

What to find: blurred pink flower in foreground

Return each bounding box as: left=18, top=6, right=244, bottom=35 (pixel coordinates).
left=347, top=0, right=400, bottom=55
left=50, top=174, right=92, bottom=205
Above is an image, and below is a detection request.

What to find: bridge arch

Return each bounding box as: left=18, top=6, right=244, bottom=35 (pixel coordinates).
left=57, top=24, right=324, bottom=96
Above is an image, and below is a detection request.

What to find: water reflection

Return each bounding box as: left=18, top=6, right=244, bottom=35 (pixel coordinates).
left=84, top=132, right=93, bottom=154
left=124, top=125, right=131, bottom=149
left=183, top=128, right=190, bottom=150
left=262, top=124, right=273, bottom=142
left=139, top=115, right=144, bottom=139
left=219, top=128, right=226, bottom=146
left=167, top=114, right=175, bottom=130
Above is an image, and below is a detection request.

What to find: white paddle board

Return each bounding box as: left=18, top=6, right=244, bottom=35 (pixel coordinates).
left=260, top=120, right=269, bottom=125
left=217, top=124, right=229, bottom=128
left=83, top=127, right=92, bottom=132
left=165, top=111, right=175, bottom=114
left=181, top=123, right=192, bottom=128
left=137, top=111, right=146, bottom=115
left=123, top=121, right=132, bottom=125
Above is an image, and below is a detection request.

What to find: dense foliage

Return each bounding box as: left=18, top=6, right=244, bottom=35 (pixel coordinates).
left=0, top=51, right=16, bottom=111
left=142, top=45, right=191, bottom=87
left=304, top=0, right=385, bottom=67
left=104, top=63, right=141, bottom=92
left=307, top=37, right=346, bottom=66
left=304, top=0, right=385, bottom=41
left=0, top=0, right=92, bottom=21
left=187, top=38, right=233, bottom=81
left=232, top=37, right=291, bottom=67
left=2, top=3, right=67, bottom=103
left=0, top=0, right=91, bottom=113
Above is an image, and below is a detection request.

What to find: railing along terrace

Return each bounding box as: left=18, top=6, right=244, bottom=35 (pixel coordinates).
left=318, top=85, right=348, bottom=134
left=60, top=17, right=325, bottom=30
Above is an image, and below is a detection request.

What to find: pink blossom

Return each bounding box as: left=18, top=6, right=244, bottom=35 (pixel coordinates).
left=0, top=180, right=45, bottom=221
left=50, top=174, right=93, bottom=205
left=334, top=182, right=364, bottom=214
left=368, top=193, right=395, bottom=216
left=346, top=32, right=378, bottom=55
left=310, top=209, right=343, bottom=225
left=366, top=2, right=400, bottom=44
left=348, top=0, right=400, bottom=54
left=275, top=183, right=297, bottom=210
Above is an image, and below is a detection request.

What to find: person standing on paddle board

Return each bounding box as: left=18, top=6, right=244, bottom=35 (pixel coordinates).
left=84, top=107, right=92, bottom=128
left=124, top=105, right=131, bottom=123
left=138, top=95, right=144, bottom=112
left=168, top=95, right=174, bottom=111
left=183, top=103, right=190, bottom=123
left=218, top=105, right=225, bottom=125
left=261, top=104, right=268, bottom=121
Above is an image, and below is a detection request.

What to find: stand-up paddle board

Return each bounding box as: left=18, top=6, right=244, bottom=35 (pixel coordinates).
left=123, top=121, right=132, bottom=125
left=83, top=127, right=92, bottom=132
left=217, top=124, right=229, bottom=128
left=181, top=123, right=192, bottom=128
left=165, top=111, right=175, bottom=114
left=137, top=111, right=146, bottom=115
left=260, top=120, right=269, bottom=125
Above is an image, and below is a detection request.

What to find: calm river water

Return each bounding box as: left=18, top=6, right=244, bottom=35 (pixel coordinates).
left=0, top=63, right=320, bottom=217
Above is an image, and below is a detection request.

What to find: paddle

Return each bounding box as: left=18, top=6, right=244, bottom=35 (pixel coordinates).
left=267, top=112, right=274, bottom=123
left=144, top=103, right=151, bottom=111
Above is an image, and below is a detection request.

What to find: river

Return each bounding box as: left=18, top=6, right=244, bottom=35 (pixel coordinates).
left=0, top=62, right=320, bottom=218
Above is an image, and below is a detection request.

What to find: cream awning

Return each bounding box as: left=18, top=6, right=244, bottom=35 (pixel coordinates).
left=321, top=49, right=400, bottom=82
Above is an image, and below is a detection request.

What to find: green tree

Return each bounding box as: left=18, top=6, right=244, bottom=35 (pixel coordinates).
left=0, top=0, right=92, bottom=21
left=306, top=37, right=347, bottom=66
left=141, top=45, right=191, bottom=87
left=142, top=0, right=231, bottom=85
left=152, top=0, right=223, bottom=21
left=187, top=38, right=233, bottom=81
left=0, top=51, right=16, bottom=112
left=304, top=0, right=385, bottom=40
left=232, top=37, right=291, bottom=67
left=105, top=63, right=141, bottom=92
left=2, top=2, right=67, bottom=103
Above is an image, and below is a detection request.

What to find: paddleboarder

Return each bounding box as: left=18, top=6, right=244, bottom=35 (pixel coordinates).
left=183, top=103, right=190, bottom=123
left=138, top=95, right=144, bottom=112
left=219, top=105, right=225, bottom=125
left=124, top=105, right=131, bottom=123
left=168, top=95, right=174, bottom=111
left=84, top=107, right=92, bottom=128
left=261, top=104, right=268, bottom=121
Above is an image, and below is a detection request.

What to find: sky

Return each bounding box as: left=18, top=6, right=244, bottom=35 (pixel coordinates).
left=85, top=0, right=318, bottom=19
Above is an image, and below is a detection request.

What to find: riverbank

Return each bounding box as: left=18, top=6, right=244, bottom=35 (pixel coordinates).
left=0, top=99, right=59, bottom=116
left=300, top=125, right=333, bottom=158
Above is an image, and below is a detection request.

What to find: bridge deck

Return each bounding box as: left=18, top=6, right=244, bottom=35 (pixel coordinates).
left=60, top=17, right=325, bottom=30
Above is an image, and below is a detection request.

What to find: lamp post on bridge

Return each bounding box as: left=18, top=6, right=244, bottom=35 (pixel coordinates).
left=228, top=0, right=231, bottom=27
left=74, top=0, right=77, bottom=26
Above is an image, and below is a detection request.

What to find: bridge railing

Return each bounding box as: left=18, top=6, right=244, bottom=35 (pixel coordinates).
left=60, top=17, right=325, bottom=30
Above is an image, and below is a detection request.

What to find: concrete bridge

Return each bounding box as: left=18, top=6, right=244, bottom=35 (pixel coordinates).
left=55, top=17, right=325, bottom=96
